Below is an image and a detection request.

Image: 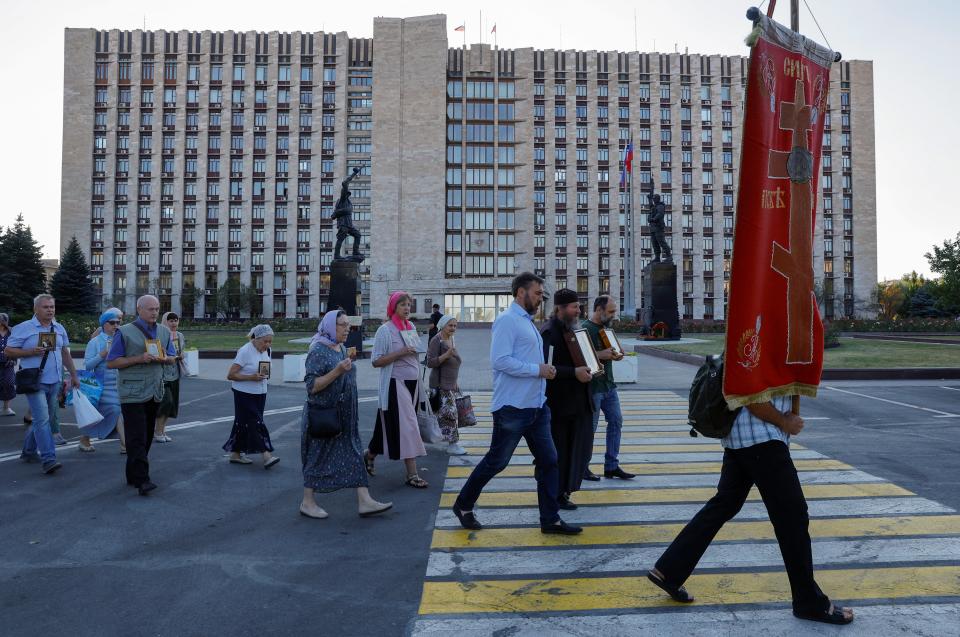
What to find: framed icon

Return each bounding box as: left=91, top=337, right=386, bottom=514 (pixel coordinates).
left=400, top=329, right=425, bottom=353
left=346, top=346, right=357, bottom=359
left=572, top=329, right=604, bottom=376
left=258, top=361, right=271, bottom=378
left=37, top=332, right=57, bottom=350
left=600, top=328, right=625, bottom=357
left=145, top=339, right=165, bottom=359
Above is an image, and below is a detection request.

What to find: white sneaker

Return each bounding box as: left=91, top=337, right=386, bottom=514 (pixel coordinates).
left=447, top=443, right=468, bottom=456
left=1, top=408, right=15, bottom=416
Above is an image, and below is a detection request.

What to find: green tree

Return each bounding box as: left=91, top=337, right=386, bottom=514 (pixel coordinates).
left=925, top=231, right=960, bottom=314
left=0, top=215, right=48, bottom=315
left=214, top=278, right=260, bottom=319
left=180, top=283, right=200, bottom=319
left=49, top=237, right=99, bottom=315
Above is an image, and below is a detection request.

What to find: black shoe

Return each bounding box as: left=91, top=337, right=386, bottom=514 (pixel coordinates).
left=42, top=461, right=62, bottom=475
left=452, top=503, right=482, bottom=530
left=20, top=453, right=41, bottom=464
left=604, top=467, right=636, bottom=480
left=138, top=481, right=157, bottom=496
left=541, top=519, right=583, bottom=535
left=583, top=470, right=601, bottom=482
left=557, top=495, right=578, bottom=510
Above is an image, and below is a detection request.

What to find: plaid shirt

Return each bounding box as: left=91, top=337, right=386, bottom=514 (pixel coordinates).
left=722, top=395, right=792, bottom=450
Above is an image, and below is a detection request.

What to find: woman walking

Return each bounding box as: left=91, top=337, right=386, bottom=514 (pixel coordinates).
left=426, top=315, right=466, bottom=456
left=154, top=312, right=185, bottom=443
left=0, top=313, right=16, bottom=417
left=364, top=291, right=428, bottom=488
left=223, top=325, right=279, bottom=469
left=80, top=308, right=127, bottom=453
left=300, top=310, right=392, bottom=519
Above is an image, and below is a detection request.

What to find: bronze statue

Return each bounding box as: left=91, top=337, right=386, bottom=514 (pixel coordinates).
left=332, top=167, right=364, bottom=262
left=647, top=191, right=673, bottom=263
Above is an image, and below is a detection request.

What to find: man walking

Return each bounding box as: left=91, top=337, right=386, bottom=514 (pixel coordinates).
left=107, top=295, right=177, bottom=495
left=541, top=289, right=594, bottom=509
left=452, top=273, right=581, bottom=535
left=6, top=294, right=79, bottom=474
left=647, top=396, right=854, bottom=625
left=428, top=303, right=443, bottom=342
left=582, top=295, right=634, bottom=480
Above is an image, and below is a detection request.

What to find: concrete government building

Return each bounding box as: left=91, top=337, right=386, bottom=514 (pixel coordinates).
left=61, top=14, right=876, bottom=321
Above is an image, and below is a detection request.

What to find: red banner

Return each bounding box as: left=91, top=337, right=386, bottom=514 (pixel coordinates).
left=723, top=15, right=835, bottom=408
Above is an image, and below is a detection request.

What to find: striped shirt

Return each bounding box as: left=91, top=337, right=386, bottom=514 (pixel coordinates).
left=722, top=395, right=792, bottom=450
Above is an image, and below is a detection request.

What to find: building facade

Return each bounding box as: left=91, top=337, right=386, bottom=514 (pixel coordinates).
left=62, top=14, right=876, bottom=321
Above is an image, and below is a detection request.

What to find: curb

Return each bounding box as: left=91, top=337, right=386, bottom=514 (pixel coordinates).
left=633, top=346, right=960, bottom=380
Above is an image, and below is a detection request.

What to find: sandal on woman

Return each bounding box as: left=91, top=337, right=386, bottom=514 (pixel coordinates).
left=264, top=456, right=280, bottom=469
left=647, top=570, right=695, bottom=603
left=79, top=443, right=96, bottom=453
left=793, top=605, right=854, bottom=625
left=405, top=474, right=428, bottom=489
left=230, top=455, right=253, bottom=465
left=363, top=451, right=376, bottom=476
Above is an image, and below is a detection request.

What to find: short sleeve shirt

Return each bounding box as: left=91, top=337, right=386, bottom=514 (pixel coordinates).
left=231, top=341, right=270, bottom=394
left=8, top=317, right=70, bottom=385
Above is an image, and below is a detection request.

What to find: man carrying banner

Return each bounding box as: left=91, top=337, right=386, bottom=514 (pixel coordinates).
left=646, top=6, right=853, bottom=626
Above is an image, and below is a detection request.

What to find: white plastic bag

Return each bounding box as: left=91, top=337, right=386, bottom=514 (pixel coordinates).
left=72, top=388, right=104, bottom=429
left=183, top=349, right=200, bottom=376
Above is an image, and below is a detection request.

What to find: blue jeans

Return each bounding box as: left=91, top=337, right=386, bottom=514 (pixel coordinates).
left=455, top=405, right=560, bottom=526
left=22, top=382, right=59, bottom=463
left=591, top=389, right=624, bottom=472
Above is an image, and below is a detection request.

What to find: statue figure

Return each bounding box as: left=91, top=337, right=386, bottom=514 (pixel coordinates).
left=647, top=191, right=673, bottom=263
left=332, top=167, right=364, bottom=262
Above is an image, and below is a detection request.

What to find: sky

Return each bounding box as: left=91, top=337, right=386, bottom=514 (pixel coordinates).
left=1, top=0, right=955, bottom=281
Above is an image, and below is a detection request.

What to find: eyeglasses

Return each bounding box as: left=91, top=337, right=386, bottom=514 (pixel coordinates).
left=336, top=322, right=351, bottom=328
left=106, top=320, right=121, bottom=325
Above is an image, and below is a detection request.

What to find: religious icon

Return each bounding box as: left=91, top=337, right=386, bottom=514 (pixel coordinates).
left=37, top=332, right=57, bottom=350
left=573, top=329, right=604, bottom=376
left=258, top=361, right=271, bottom=378
left=600, top=328, right=625, bottom=357
left=145, top=339, right=165, bottom=359
left=346, top=346, right=357, bottom=359
left=400, top=329, right=424, bottom=353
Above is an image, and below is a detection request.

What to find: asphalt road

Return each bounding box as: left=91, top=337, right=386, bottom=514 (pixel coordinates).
left=0, top=376, right=958, bottom=636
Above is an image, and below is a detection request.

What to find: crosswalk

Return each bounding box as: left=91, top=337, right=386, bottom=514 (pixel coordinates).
left=411, top=391, right=960, bottom=635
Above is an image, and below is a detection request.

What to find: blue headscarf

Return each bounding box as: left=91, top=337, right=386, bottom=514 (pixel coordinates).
left=99, top=308, right=122, bottom=326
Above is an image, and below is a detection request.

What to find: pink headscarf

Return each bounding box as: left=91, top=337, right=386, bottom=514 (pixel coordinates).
left=387, top=291, right=414, bottom=331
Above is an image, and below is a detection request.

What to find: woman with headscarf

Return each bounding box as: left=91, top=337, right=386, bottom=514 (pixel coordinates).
left=299, top=310, right=392, bottom=519
left=80, top=308, right=127, bottom=452
left=0, top=313, right=17, bottom=417
left=426, top=314, right=466, bottom=456
left=154, top=311, right=185, bottom=443
left=223, top=324, right=279, bottom=469
left=364, top=291, right=428, bottom=488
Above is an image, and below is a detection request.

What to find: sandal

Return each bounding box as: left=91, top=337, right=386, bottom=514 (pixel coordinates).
left=363, top=451, right=376, bottom=476
left=647, top=570, right=695, bottom=603
left=405, top=474, right=428, bottom=489
left=793, top=605, right=854, bottom=625
left=79, top=444, right=96, bottom=453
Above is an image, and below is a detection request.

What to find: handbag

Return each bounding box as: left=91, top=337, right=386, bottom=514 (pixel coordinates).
left=307, top=399, right=343, bottom=438
left=416, top=369, right=444, bottom=444
left=15, top=327, right=55, bottom=395
left=455, top=393, right=478, bottom=427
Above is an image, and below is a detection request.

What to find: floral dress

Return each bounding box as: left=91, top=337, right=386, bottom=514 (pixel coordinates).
left=301, top=343, right=368, bottom=492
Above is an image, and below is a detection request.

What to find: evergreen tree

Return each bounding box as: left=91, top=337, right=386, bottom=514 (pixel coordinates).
left=50, top=236, right=99, bottom=315
left=0, top=215, right=47, bottom=316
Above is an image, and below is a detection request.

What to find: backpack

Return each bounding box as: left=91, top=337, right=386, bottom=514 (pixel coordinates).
left=688, top=355, right=742, bottom=438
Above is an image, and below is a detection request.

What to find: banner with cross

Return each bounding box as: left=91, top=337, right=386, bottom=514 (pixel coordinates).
left=723, top=13, right=836, bottom=408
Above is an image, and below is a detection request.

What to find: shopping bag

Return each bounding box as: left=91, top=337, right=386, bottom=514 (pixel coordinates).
left=72, top=388, right=104, bottom=430
left=416, top=371, right=443, bottom=444
left=183, top=349, right=200, bottom=376
left=455, top=393, right=477, bottom=427
left=65, top=371, right=103, bottom=407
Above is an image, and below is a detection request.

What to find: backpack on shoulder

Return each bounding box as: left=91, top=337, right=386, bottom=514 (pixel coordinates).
left=688, top=354, right=742, bottom=438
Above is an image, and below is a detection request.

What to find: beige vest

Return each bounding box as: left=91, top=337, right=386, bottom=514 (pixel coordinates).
left=116, top=322, right=171, bottom=404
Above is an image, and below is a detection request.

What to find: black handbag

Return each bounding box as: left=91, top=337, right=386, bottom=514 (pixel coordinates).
left=307, top=395, right=343, bottom=438
left=15, top=327, right=55, bottom=395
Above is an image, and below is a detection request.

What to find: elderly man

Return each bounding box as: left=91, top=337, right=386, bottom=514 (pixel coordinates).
left=5, top=294, right=79, bottom=475
left=107, top=295, right=177, bottom=495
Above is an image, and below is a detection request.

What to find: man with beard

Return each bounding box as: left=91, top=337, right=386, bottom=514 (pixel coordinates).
left=452, top=273, right=582, bottom=535
left=541, top=289, right=595, bottom=510
left=582, top=295, right=635, bottom=481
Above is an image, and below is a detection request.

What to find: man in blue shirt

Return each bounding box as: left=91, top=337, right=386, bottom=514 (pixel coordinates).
left=452, top=273, right=582, bottom=535
left=6, top=294, right=80, bottom=474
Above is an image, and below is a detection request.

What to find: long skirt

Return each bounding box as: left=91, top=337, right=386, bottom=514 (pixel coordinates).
left=436, top=389, right=459, bottom=443
left=0, top=364, right=15, bottom=401
left=301, top=402, right=368, bottom=492
left=83, top=399, right=121, bottom=440
left=368, top=378, right=426, bottom=461
left=551, top=410, right=594, bottom=496
left=222, top=389, right=273, bottom=454
left=157, top=379, right=180, bottom=418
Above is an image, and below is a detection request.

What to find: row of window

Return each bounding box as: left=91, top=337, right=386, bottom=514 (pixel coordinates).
left=99, top=60, right=338, bottom=84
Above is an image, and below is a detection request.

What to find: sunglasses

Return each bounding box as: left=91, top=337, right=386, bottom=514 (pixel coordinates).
left=107, top=320, right=121, bottom=325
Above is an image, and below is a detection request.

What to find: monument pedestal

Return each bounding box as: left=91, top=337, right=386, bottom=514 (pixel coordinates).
left=329, top=260, right=364, bottom=354
left=641, top=262, right=682, bottom=340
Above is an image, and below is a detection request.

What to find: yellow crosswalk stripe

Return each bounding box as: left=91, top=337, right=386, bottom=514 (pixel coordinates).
left=430, top=514, right=960, bottom=549
left=444, top=458, right=852, bottom=479
left=437, top=482, right=912, bottom=507
left=459, top=430, right=707, bottom=440
left=419, top=566, right=960, bottom=614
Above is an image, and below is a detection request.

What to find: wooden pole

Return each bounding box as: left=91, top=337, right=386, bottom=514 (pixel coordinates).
left=791, top=0, right=800, bottom=31
left=766, top=0, right=777, bottom=18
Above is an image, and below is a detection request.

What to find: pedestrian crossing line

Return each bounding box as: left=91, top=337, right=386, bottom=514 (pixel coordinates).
left=452, top=443, right=809, bottom=455
left=429, top=515, right=960, bottom=549
left=459, top=430, right=697, bottom=440
left=417, top=566, right=960, bottom=615
left=443, top=458, right=853, bottom=479
left=449, top=449, right=829, bottom=466
left=457, top=436, right=735, bottom=447
left=437, top=483, right=913, bottom=508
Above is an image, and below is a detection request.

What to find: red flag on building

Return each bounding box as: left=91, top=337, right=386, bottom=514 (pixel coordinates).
left=723, top=11, right=837, bottom=408
left=454, top=24, right=465, bottom=32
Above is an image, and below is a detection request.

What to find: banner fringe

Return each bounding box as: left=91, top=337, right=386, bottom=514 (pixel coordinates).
left=724, top=381, right=819, bottom=410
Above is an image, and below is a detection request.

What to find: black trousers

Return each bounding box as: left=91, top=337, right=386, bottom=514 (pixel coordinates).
left=654, top=440, right=830, bottom=614
left=121, top=400, right=159, bottom=487
left=550, top=410, right=593, bottom=496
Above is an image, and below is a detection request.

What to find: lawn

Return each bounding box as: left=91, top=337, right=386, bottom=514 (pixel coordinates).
left=653, top=334, right=960, bottom=368
left=179, top=331, right=316, bottom=352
